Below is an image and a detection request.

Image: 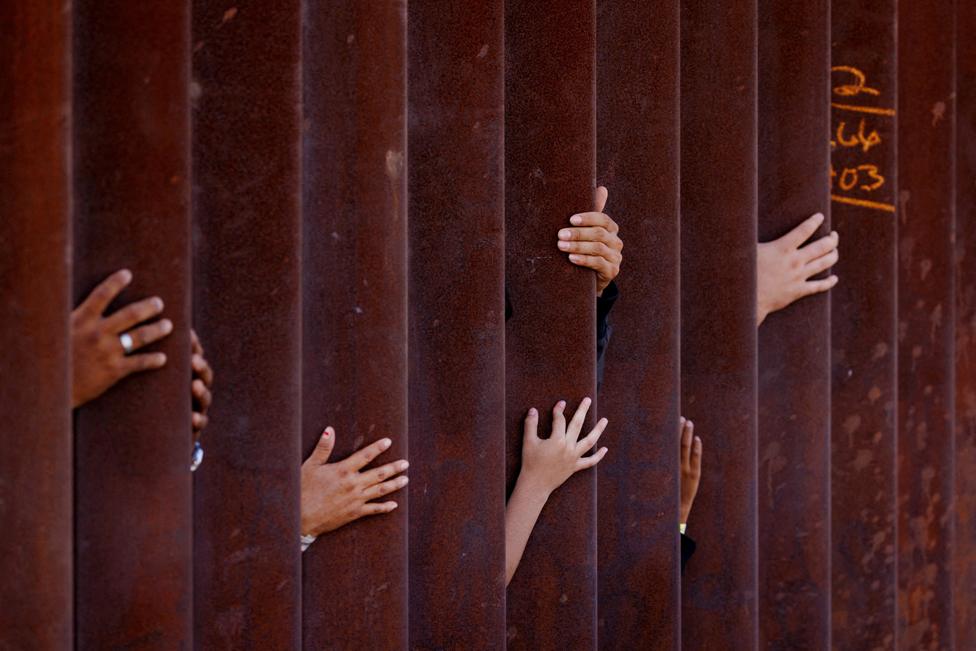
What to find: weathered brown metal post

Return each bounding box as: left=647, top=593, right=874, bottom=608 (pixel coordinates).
left=955, top=2, right=976, bottom=646
left=897, top=2, right=957, bottom=649
left=595, top=1, right=682, bottom=648
left=0, top=2, right=72, bottom=648
left=191, top=2, right=303, bottom=648
left=829, top=2, right=899, bottom=646
left=504, top=0, right=598, bottom=648
left=406, top=1, right=507, bottom=649
left=680, top=1, right=759, bottom=648
left=302, top=2, right=409, bottom=648
left=72, top=1, right=193, bottom=647
left=756, top=1, right=832, bottom=648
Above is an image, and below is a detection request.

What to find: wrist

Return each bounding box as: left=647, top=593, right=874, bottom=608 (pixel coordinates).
left=513, top=473, right=554, bottom=505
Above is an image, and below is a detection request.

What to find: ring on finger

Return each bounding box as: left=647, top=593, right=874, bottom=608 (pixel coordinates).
left=119, top=332, right=135, bottom=355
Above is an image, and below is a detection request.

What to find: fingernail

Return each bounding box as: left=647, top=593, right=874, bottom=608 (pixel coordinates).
left=569, top=254, right=581, bottom=262
left=400, top=476, right=409, bottom=486
left=153, top=297, right=164, bottom=310
left=399, top=460, right=409, bottom=470
left=814, top=212, right=825, bottom=221
left=120, top=269, right=133, bottom=282
left=322, top=428, right=331, bottom=438
left=571, top=215, right=582, bottom=225
left=557, top=241, right=571, bottom=250
left=160, top=319, right=173, bottom=334
left=390, top=503, right=399, bottom=510
left=558, top=400, right=566, bottom=408
left=558, top=229, right=572, bottom=240
left=583, top=396, right=592, bottom=404
left=529, top=408, right=538, bottom=416
left=381, top=438, right=392, bottom=449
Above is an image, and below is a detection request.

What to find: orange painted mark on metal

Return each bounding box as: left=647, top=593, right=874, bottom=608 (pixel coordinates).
left=830, top=194, right=896, bottom=212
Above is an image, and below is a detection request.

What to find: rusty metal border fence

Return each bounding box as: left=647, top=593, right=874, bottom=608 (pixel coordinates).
left=2, top=2, right=976, bottom=650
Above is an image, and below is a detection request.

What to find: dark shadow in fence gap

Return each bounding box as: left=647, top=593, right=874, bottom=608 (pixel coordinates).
left=191, top=2, right=302, bottom=648
left=829, top=2, right=899, bottom=647
left=407, top=1, right=507, bottom=648
left=504, top=0, right=598, bottom=649
left=679, top=0, right=759, bottom=648
left=302, top=2, right=408, bottom=649
left=595, top=1, right=681, bottom=648
left=72, top=1, right=192, bottom=647
left=897, top=1, right=956, bottom=648
left=955, top=2, right=976, bottom=647
left=0, top=2, right=72, bottom=647
left=756, top=1, right=831, bottom=648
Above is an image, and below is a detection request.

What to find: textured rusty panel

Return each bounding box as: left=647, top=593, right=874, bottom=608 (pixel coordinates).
left=191, top=2, right=302, bottom=649
left=406, top=1, right=506, bottom=649
left=955, top=2, right=976, bottom=646
left=595, top=1, right=681, bottom=648
left=679, top=1, right=759, bottom=648
left=0, top=2, right=72, bottom=648
left=504, top=0, right=597, bottom=648
left=72, top=1, right=192, bottom=648
left=829, top=3, right=899, bottom=647
left=897, top=1, right=956, bottom=648
left=756, top=1, right=831, bottom=648
left=302, top=2, right=408, bottom=649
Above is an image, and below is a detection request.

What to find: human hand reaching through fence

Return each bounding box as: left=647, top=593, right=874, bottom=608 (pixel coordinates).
left=757, top=212, right=839, bottom=326
left=505, top=397, right=609, bottom=585
left=679, top=417, right=702, bottom=526
left=71, top=269, right=172, bottom=408
left=300, top=429, right=409, bottom=549
left=557, top=186, right=623, bottom=296
left=190, top=330, right=213, bottom=441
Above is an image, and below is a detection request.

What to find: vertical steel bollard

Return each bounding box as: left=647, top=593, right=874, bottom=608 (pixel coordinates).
left=0, top=2, right=72, bottom=648
left=595, top=1, right=682, bottom=648
left=680, top=1, right=759, bottom=648
left=302, top=2, right=409, bottom=648
left=829, top=2, right=899, bottom=646
left=407, top=1, right=507, bottom=648
left=756, top=1, right=831, bottom=648
left=504, top=0, right=598, bottom=648
left=897, top=1, right=957, bottom=648
left=72, top=1, right=193, bottom=647
left=954, top=2, right=976, bottom=646
left=191, top=2, right=303, bottom=648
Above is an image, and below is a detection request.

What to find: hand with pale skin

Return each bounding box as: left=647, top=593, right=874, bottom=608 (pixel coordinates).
left=300, top=429, right=409, bottom=538
left=505, top=397, right=609, bottom=585
left=679, top=417, right=702, bottom=526
left=557, top=186, right=623, bottom=296
left=190, top=330, right=214, bottom=442
left=71, top=269, right=172, bottom=408
left=757, top=212, right=839, bottom=326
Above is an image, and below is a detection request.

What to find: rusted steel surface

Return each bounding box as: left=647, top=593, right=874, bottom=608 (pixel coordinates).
left=829, top=3, right=899, bottom=647
left=897, top=1, right=957, bottom=648
left=504, top=0, right=597, bottom=648
left=72, top=1, right=192, bottom=648
left=191, top=2, right=302, bottom=649
left=595, top=1, right=681, bottom=648
left=679, top=1, right=759, bottom=649
left=0, top=2, right=72, bottom=648
left=302, top=2, right=408, bottom=648
left=955, top=3, right=976, bottom=646
left=756, top=2, right=831, bottom=648
left=406, top=1, right=506, bottom=649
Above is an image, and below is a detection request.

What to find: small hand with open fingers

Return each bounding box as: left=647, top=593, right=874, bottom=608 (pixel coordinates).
left=679, top=417, right=702, bottom=524
left=518, top=397, right=609, bottom=496
left=557, top=185, right=623, bottom=296
left=300, top=429, right=409, bottom=537
left=71, top=269, right=172, bottom=408
left=190, top=329, right=214, bottom=442
left=757, top=212, right=839, bottom=326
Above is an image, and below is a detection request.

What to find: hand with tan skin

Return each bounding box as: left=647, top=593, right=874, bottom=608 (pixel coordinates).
left=679, top=417, right=702, bottom=526
left=557, top=186, right=622, bottom=296
left=71, top=269, right=172, bottom=408
left=505, top=397, right=609, bottom=585
left=757, top=212, right=839, bottom=326
left=301, top=429, right=409, bottom=538
left=190, top=330, right=214, bottom=442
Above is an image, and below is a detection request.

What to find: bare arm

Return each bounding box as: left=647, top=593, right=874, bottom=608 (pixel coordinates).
left=505, top=398, right=608, bottom=585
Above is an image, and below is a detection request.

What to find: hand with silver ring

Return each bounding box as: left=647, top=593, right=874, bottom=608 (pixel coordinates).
left=71, top=269, right=173, bottom=408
